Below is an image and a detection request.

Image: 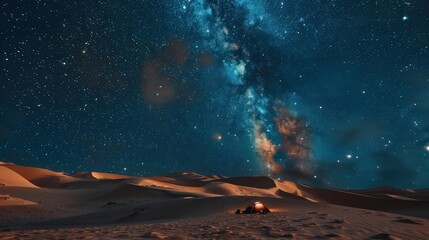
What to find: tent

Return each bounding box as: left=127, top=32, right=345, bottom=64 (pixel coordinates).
left=236, top=201, right=271, bottom=214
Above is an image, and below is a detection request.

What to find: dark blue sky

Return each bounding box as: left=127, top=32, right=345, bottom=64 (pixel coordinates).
left=1, top=0, right=428, bottom=189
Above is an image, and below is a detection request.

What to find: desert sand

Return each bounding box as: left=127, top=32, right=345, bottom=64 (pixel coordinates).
left=1, top=162, right=428, bottom=239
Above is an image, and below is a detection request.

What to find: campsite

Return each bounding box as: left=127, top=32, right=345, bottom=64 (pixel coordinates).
left=1, top=162, right=428, bottom=239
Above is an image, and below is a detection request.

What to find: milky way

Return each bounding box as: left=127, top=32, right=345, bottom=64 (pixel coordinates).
left=176, top=0, right=317, bottom=179
left=2, top=0, right=429, bottom=189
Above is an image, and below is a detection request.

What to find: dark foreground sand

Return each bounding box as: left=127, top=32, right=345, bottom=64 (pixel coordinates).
left=1, top=162, right=428, bottom=239
left=2, top=207, right=429, bottom=239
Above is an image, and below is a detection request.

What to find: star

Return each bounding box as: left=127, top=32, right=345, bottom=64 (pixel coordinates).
left=2, top=0, right=428, bottom=190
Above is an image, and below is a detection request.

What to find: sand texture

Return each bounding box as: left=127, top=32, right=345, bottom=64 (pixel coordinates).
left=1, top=162, right=428, bottom=239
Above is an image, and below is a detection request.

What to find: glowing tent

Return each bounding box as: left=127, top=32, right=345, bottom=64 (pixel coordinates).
left=236, top=201, right=271, bottom=214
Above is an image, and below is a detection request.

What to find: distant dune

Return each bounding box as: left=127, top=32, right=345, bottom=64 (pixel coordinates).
left=1, top=162, right=428, bottom=239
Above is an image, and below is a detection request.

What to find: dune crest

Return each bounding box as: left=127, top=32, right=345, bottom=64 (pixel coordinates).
left=0, top=166, right=38, bottom=188
left=0, top=163, right=428, bottom=239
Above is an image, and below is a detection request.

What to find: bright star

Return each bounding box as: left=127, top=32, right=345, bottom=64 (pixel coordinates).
left=402, top=16, right=408, bottom=21
left=425, top=145, right=429, bottom=152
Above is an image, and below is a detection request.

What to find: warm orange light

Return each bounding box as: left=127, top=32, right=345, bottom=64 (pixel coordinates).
left=216, top=134, right=222, bottom=141
left=254, top=202, right=264, bottom=210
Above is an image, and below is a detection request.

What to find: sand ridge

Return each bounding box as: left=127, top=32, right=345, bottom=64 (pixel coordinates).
left=0, top=162, right=428, bottom=239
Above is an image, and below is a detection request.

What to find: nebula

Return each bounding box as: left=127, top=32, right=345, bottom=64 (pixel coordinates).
left=253, top=122, right=283, bottom=176
left=244, top=87, right=282, bottom=176
left=183, top=0, right=315, bottom=180
left=141, top=38, right=202, bottom=105
left=249, top=104, right=313, bottom=179
left=274, top=106, right=313, bottom=178
left=141, top=62, right=175, bottom=105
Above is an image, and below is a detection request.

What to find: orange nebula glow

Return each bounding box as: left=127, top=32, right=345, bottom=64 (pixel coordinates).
left=253, top=123, right=283, bottom=175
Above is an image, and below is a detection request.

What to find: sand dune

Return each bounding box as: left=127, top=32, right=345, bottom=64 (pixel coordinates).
left=0, top=166, right=38, bottom=188
left=1, top=162, right=80, bottom=188
left=0, top=163, right=428, bottom=239
left=297, top=184, right=429, bottom=219
left=79, top=172, right=135, bottom=180
left=0, top=194, right=37, bottom=206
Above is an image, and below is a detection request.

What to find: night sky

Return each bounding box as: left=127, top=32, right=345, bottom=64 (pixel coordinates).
left=1, top=0, right=429, bottom=189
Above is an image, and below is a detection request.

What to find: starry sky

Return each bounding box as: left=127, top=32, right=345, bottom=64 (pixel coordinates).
left=1, top=0, right=429, bottom=189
